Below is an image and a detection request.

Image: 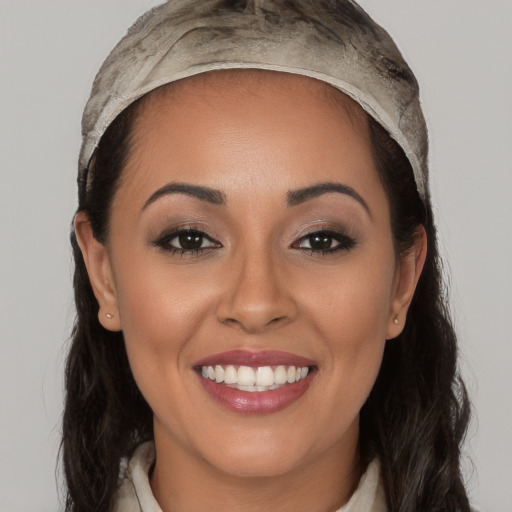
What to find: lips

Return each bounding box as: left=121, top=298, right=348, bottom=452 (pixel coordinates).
left=194, top=350, right=316, bottom=414
left=194, top=349, right=315, bottom=368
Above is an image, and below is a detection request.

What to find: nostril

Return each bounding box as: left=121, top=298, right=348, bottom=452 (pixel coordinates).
left=268, top=315, right=287, bottom=325
left=219, top=311, right=291, bottom=333
left=215, top=274, right=299, bottom=332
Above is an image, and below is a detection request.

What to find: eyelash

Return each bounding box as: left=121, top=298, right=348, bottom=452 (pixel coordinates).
left=152, top=227, right=221, bottom=256
left=152, top=227, right=356, bottom=257
left=292, top=228, right=357, bottom=255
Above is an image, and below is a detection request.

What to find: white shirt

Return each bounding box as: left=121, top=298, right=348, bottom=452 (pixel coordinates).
left=112, top=442, right=388, bottom=512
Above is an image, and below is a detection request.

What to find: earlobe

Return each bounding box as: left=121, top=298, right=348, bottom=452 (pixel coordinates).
left=387, top=225, right=427, bottom=340
left=74, top=212, right=122, bottom=332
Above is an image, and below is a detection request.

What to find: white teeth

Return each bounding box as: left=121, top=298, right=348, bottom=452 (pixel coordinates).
left=274, top=365, right=287, bottom=385
left=201, top=364, right=311, bottom=391
left=255, top=366, right=274, bottom=387
left=214, top=365, right=224, bottom=383
left=237, top=366, right=256, bottom=386
left=224, top=365, right=237, bottom=384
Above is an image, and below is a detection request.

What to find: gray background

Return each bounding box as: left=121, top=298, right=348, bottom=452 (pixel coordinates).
left=0, top=1, right=510, bottom=510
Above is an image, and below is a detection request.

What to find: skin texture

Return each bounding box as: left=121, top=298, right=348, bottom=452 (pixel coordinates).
left=75, top=71, right=426, bottom=512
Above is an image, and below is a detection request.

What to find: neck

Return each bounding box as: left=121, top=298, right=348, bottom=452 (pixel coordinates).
left=150, top=423, right=362, bottom=512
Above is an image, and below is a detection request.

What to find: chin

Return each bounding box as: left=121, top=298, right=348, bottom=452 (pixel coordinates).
left=206, top=444, right=309, bottom=479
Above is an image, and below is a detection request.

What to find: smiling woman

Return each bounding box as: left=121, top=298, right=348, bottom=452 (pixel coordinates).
left=62, top=2, right=471, bottom=512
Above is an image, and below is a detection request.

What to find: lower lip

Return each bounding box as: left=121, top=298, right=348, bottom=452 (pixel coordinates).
left=197, top=371, right=314, bottom=414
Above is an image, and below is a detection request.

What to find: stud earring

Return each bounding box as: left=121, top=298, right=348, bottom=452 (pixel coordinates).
left=393, top=315, right=399, bottom=325
left=106, top=313, right=114, bottom=319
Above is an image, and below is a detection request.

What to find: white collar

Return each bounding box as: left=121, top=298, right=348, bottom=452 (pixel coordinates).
left=113, top=442, right=387, bottom=512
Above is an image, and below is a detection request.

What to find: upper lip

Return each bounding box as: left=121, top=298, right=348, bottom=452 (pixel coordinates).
left=193, top=349, right=316, bottom=368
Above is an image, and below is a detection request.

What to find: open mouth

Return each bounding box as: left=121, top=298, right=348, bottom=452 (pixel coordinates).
left=199, top=364, right=311, bottom=392
left=193, top=350, right=316, bottom=413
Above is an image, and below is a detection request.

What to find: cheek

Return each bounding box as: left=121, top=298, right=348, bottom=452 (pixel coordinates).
left=113, top=264, right=220, bottom=444
left=307, top=250, right=395, bottom=343
left=302, top=248, right=396, bottom=394
left=112, top=257, right=215, bottom=381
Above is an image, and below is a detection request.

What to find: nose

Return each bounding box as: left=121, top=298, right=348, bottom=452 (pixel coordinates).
left=216, top=249, right=298, bottom=334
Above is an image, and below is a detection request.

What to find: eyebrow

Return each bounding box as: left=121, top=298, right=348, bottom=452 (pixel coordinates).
left=142, top=180, right=369, bottom=214
left=287, top=181, right=371, bottom=215
left=142, top=182, right=226, bottom=210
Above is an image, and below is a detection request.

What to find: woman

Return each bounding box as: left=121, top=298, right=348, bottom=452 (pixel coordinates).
left=62, top=1, right=471, bottom=511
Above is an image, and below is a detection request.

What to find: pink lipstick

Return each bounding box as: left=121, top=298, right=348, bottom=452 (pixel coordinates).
left=194, top=350, right=316, bottom=414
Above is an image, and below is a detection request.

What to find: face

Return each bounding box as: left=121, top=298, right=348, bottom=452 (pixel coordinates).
left=78, top=71, right=421, bottom=482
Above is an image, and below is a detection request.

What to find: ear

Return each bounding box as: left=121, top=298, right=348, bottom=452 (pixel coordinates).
left=386, top=225, right=427, bottom=340
left=74, top=212, right=122, bottom=332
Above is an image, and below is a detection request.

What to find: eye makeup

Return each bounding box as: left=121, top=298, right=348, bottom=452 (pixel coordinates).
left=151, top=226, right=222, bottom=257
left=291, top=227, right=357, bottom=255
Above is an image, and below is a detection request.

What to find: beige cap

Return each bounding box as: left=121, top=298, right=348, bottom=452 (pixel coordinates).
left=79, top=0, right=428, bottom=200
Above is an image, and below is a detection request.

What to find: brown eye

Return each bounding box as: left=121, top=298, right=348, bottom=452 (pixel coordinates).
left=178, top=232, right=204, bottom=250
left=307, top=233, right=336, bottom=251
left=154, top=228, right=220, bottom=254
left=294, top=230, right=356, bottom=254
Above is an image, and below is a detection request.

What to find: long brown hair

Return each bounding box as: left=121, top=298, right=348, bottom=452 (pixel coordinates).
left=62, top=4, right=471, bottom=511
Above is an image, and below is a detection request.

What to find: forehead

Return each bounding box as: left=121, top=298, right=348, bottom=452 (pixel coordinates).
left=135, top=69, right=369, bottom=134
left=114, top=69, right=385, bottom=214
